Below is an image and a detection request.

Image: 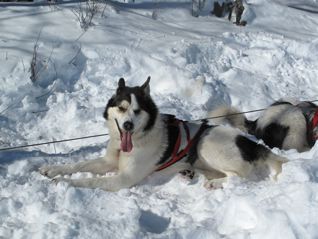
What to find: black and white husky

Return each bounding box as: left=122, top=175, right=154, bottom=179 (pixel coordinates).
left=40, top=77, right=286, bottom=191
left=210, top=101, right=318, bottom=152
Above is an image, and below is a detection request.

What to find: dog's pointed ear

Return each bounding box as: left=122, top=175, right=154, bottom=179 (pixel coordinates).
left=141, top=76, right=151, bottom=95
left=118, top=78, right=125, bottom=88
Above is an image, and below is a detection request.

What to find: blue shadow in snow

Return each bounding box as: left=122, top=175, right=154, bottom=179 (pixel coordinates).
left=139, top=210, right=170, bottom=234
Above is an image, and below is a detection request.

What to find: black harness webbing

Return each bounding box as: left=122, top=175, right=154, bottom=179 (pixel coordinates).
left=156, top=115, right=213, bottom=171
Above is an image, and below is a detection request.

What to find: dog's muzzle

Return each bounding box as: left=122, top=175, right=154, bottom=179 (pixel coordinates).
left=123, top=121, right=134, bottom=131
left=115, top=119, right=133, bottom=153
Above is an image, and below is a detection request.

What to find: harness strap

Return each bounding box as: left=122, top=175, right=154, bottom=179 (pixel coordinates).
left=186, top=122, right=213, bottom=165
left=183, top=122, right=190, bottom=141
left=297, top=104, right=318, bottom=143
left=156, top=120, right=186, bottom=171
left=311, top=110, right=318, bottom=140
left=171, top=125, right=182, bottom=160
left=312, top=110, right=318, bottom=129
left=156, top=120, right=209, bottom=172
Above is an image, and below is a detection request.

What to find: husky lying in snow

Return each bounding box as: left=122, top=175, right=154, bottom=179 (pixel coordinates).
left=209, top=101, right=318, bottom=152
left=40, top=77, right=286, bottom=191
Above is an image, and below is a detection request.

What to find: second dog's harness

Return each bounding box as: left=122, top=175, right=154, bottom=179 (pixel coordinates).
left=156, top=115, right=212, bottom=171
left=311, top=110, right=318, bottom=138
left=298, top=102, right=318, bottom=145
left=308, top=109, right=318, bottom=142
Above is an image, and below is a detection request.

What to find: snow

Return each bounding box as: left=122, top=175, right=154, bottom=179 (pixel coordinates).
left=1, top=0, right=318, bottom=238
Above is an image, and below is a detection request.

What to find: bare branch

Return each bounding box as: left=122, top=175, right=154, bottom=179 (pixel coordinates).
left=30, top=30, right=42, bottom=83
left=71, top=0, right=100, bottom=31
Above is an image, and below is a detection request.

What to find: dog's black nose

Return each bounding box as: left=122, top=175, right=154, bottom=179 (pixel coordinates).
left=123, top=121, right=134, bottom=131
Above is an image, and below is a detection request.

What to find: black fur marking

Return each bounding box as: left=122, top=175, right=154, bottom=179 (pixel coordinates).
left=270, top=101, right=293, bottom=107
left=245, top=119, right=257, bottom=135
left=118, top=78, right=125, bottom=88
left=256, top=123, right=289, bottom=149
left=103, top=96, right=115, bottom=120
left=186, top=124, right=214, bottom=165
left=297, top=101, right=318, bottom=108
left=134, top=89, right=158, bottom=131
left=235, top=135, right=269, bottom=163
left=157, top=115, right=180, bottom=165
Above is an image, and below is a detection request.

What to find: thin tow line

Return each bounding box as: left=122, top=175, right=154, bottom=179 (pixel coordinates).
left=0, top=133, right=109, bottom=152
left=1, top=99, right=318, bottom=152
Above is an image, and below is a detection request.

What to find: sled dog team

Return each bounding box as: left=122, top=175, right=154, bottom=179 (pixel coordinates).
left=40, top=77, right=318, bottom=191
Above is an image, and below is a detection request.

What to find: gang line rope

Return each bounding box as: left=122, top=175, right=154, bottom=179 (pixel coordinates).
left=1, top=100, right=317, bottom=152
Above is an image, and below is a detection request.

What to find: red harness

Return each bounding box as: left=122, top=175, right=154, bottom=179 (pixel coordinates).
left=116, top=116, right=209, bottom=171
left=311, top=109, right=318, bottom=140
left=156, top=119, right=197, bottom=172
left=312, top=110, right=318, bottom=129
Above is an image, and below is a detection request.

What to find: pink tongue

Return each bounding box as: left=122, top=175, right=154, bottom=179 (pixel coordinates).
left=121, top=132, right=133, bottom=152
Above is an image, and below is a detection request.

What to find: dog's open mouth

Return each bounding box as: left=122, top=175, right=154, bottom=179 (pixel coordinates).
left=115, top=118, right=134, bottom=152
left=121, top=131, right=133, bottom=153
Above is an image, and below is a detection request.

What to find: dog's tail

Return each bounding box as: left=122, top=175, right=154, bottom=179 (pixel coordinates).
left=207, top=106, right=256, bottom=133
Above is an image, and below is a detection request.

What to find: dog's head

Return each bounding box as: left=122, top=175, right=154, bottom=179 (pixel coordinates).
left=104, top=76, right=158, bottom=152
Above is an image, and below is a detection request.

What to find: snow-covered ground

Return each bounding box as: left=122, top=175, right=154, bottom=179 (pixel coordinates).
left=1, top=0, right=318, bottom=238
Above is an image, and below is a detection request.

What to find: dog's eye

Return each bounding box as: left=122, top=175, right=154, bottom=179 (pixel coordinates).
left=118, top=106, right=126, bottom=113
left=134, top=109, right=141, bottom=115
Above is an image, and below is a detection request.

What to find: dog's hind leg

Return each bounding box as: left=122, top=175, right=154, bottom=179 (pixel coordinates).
left=195, top=167, right=226, bottom=180
left=203, top=171, right=238, bottom=190
left=193, top=160, right=230, bottom=189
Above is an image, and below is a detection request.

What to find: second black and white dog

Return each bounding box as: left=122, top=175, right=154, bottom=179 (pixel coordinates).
left=210, top=101, right=318, bottom=152
left=40, top=77, right=286, bottom=191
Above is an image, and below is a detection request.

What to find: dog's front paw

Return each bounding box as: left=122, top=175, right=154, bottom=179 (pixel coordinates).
left=179, top=169, right=195, bottom=180
left=39, top=165, right=63, bottom=178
